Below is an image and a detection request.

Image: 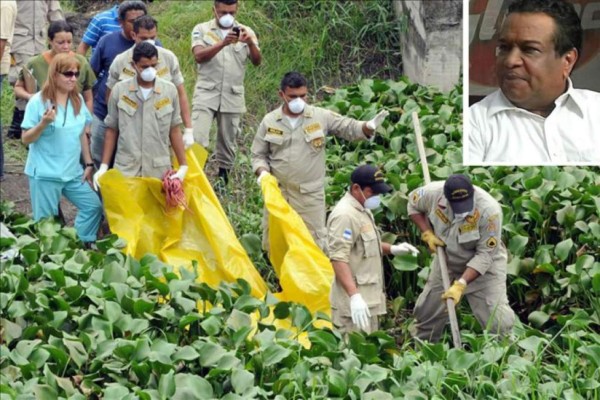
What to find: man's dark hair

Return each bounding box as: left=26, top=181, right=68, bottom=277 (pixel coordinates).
left=118, top=1, right=147, bottom=21
left=280, top=72, right=307, bottom=91
left=215, top=0, right=238, bottom=5
left=133, top=15, right=157, bottom=33
left=507, top=0, right=583, bottom=57
left=48, top=20, right=73, bottom=41
left=133, top=41, right=158, bottom=62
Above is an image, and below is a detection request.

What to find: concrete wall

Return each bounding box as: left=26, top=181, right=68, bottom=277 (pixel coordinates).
left=394, top=1, right=462, bottom=92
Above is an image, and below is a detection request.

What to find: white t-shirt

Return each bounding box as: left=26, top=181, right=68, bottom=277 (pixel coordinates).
left=285, top=115, right=302, bottom=129
left=466, top=79, right=600, bottom=166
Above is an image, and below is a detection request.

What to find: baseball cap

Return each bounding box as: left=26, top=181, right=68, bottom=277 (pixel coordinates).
left=351, top=165, right=392, bottom=194
left=443, top=174, right=475, bottom=213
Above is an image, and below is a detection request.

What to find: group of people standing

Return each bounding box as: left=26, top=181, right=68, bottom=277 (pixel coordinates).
left=1, top=0, right=519, bottom=341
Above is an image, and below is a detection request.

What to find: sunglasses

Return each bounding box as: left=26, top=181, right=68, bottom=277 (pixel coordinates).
left=60, top=71, right=80, bottom=78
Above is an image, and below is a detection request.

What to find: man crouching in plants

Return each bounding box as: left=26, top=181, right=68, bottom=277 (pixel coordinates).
left=408, top=174, right=516, bottom=342
left=327, top=165, right=419, bottom=334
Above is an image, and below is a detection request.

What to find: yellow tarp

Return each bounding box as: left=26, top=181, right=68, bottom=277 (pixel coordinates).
left=261, top=174, right=334, bottom=315
left=99, top=144, right=268, bottom=299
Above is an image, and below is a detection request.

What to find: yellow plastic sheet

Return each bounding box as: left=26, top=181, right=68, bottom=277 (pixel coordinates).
left=99, top=144, right=268, bottom=299
left=261, top=174, right=334, bottom=316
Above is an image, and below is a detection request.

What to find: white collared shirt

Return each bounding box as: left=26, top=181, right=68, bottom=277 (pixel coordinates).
left=466, top=79, right=600, bottom=166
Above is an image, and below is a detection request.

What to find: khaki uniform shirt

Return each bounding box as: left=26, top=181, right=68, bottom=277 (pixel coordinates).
left=0, top=0, right=17, bottom=75
left=251, top=105, right=366, bottom=193
left=105, top=77, right=182, bottom=179
left=106, top=46, right=184, bottom=90
left=12, top=0, right=64, bottom=57
left=190, top=19, right=258, bottom=113
left=328, top=193, right=386, bottom=316
left=407, top=182, right=507, bottom=288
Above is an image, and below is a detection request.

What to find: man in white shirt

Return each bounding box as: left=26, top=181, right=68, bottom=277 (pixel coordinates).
left=467, top=0, right=600, bottom=166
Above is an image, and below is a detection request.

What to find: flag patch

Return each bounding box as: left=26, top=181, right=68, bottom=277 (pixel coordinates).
left=343, top=229, right=352, bottom=240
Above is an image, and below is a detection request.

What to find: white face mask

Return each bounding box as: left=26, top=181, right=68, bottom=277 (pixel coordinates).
left=287, top=97, right=306, bottom=114
left=360, top=188, right=381, bottom=210
left=139, top=66, right=157, bottom=82
left=144, top=38, right=156, bottom=46
left=218, top=13, right=234, bottom=28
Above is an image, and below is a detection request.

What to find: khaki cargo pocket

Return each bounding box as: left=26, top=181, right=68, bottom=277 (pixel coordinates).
left=360, top=230, right=379, bottom=258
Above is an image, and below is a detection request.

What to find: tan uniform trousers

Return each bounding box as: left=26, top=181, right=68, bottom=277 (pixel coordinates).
left=262, top=184, right=327, bottom=253
left=332, top=313, right=379, bottom=335
left=9, top=53, right=30, bottom=110
left=191, top=107, right=242, bottom=170
left=411, top=258, right=515, bottom=342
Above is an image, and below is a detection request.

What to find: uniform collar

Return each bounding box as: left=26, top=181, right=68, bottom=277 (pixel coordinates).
left=488, top=78, right=584, bottom=119
left=129, top=78, right=162, bottom=95
left=345, top=192, right=366, bottom=212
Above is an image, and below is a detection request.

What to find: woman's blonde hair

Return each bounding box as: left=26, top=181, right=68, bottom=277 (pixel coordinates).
left=41, top=53, right=82, bottom=116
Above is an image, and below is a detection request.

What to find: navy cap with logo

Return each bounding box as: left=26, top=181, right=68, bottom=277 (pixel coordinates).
left=444, top=174, right=474, bottom=214
left=351, top=164, right=392, bottom=194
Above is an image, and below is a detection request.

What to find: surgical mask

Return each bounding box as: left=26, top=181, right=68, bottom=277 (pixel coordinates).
left=144, top=39, right=156, bottom=46
left=360, top=188, right=381, bottom=210
left=139, top=66, right=157, bottom=82
left=218, top=13, right=234, bottom=28
left=287, top=97, right=305, bottom=114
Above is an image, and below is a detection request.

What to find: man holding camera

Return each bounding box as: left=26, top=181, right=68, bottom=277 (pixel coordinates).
left=190, top=0, right=261, bottom=186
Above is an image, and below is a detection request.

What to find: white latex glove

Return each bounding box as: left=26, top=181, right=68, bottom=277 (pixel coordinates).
left=168, top=165, right=188, bottom=182
left=93, top=163, right=108, bottom=191
left=350, top=293, right=371, bottom=331
left=182, top=128, right=194, bottom=149
left=391, top=242, right=419, bottom=256
left=366, top=109, right=390, bottom=130
left=257, top=170, right=270, bottom=185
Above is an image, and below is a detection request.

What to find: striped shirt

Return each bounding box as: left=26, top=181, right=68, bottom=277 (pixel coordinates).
left=81, top=5, right=121, bottom=50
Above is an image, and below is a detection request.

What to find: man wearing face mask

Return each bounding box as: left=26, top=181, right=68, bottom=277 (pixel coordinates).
left=407, top=174, right=515, bottom=342
left=190, top=0, right=261, bottom=186
left=93, top=42, right=187, bottom=188
left=251, top=72, right=389, bottom=251
left=106, top=16, right=193, bottom=149
left=327, top=165, right=419, bottom=334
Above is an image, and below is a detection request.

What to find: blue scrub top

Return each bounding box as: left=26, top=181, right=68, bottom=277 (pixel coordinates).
left=22, top=92, right=92, bottom=181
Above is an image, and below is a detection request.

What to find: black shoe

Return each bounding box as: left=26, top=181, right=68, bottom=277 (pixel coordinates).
left=7, top=109, right=24, bottom=139
left=218, top=168, right=229, bottom=185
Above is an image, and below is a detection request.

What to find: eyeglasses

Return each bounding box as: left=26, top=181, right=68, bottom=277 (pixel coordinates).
left=60, top=71, right=80, bottom=78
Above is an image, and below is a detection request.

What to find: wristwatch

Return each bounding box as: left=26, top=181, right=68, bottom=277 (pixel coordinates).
left=85, top=163, right=94, bottom=168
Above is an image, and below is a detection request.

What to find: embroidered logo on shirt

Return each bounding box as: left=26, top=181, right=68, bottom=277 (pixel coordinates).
left=311, top=137, right=324, bottom=149
left=486, top=237, right=497, bottom=248
left=435, top=208, right=449, bottom=224
left=267, top=127, right=284, bottom=136
left=486, top=214, right=499, bottom=235
left=121, top=95, right=138, bottom=109
left=304, top=122, right=322, bottom=134
left=465, top=209, right=480, bottom=224
left=459, top=223, right=477, bottom=234
left=157, top=66, right=169, bottom=77
left=410, top=188, right=424, bottom=204
left=343, top=229, right=352, bottom=241
left=154, top=98, right=171, bottom=110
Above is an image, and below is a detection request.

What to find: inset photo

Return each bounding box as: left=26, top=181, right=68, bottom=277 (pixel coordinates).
left=466, top=0, right=600, bottom=165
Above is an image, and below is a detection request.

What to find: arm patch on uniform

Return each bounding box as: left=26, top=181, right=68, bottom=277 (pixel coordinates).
left=121, top=95, right=138, bottom=109
left=343, top=228, right=352, bottom=241
left=435, top=208, right=449, bottom=224
left=486, top=237, right=497, bottom=248
left=154, top=97, right=171, bottom=110
left=157, top=67, right=169, bottom=77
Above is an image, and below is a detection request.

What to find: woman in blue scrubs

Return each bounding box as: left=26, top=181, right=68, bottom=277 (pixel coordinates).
left=21, top=53, right=102, bottom=244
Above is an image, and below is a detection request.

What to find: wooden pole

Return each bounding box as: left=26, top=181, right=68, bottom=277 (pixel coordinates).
left=412, top=111, right=462, bottom=348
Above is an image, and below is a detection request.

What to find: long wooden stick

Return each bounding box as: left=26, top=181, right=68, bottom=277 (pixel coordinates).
left=411, top=111, right=462, bottom=348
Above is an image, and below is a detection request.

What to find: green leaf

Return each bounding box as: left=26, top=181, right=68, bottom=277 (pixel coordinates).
left=173, top=374, right=213, bottom=400
left=233, top=295, right=263, bottom=313
left=34, top=384, right=58, bottom=400
left=197, top=342, right=227, bottom=367
left=158, top=370, right=176, bottom=400
left=173, top=346, right=199, bottom=362
left=105, top=301, right=122, bottom=323
left=63, top=339, right=88, bottom=368
left=308, top=330, right=339, bottom=352
left=391, top=254, right=419, bottom=271
left=446, top=349, right=478, bottom=370
left=556, top=171, right=576, bottom=189
left=1, top=318, right=22, bottom=343
left=555, top=239, right=573, bottom=262
left=578, top=345, right=600, bottom=368
left=231, top=369, right=255, bottom=395
left=239, top=233, right=262, bottom=256
left=508, top=235, right=529, bottom=257
left=528, top=311, right=550, bottom=328
left=262, top=344, right=292, bottom=367
left=103, top=262, right=127, bottom=284
left=518, top=336, right=547, bottom=353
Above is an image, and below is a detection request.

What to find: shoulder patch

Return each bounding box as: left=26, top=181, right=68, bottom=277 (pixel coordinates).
left=121, top=95, right=138, bottom=109
left=465, top=209, right=480, bottom=224
left=157, top=66, right=169, bottom=77
left=486, top=237, right=497, bottom=248
left=154, top=97, right=171, bottom=110
left=267, top=127, right=284, bottom=136
left=435, top=208, right=449, bottom=224
left=342, top=228, right=352, bottom=241
left=205, top=31, right=221, bottom=44
left=121, top=67, right=135, bottom=77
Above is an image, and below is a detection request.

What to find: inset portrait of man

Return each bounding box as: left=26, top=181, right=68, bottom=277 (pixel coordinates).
left=466, top=0, right=600, bottom=165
